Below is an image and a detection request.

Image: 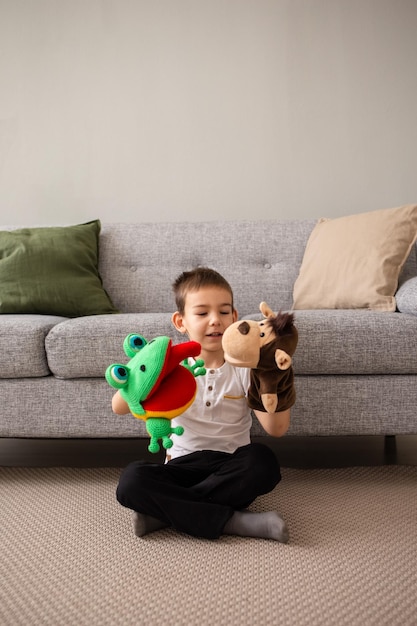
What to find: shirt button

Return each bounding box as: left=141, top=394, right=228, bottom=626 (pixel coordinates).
left=208, top=385, right=213, bottom=391
left=206, top=401, right=211, bottom=407
left=209, top=369, right=215, bottom=374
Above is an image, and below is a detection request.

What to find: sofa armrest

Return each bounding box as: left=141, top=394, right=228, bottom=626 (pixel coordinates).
left=396, top=277, right=417, bottom=315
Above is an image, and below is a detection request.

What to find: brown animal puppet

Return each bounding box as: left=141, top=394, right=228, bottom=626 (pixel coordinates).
left=222, top=302, right=298, bottom=414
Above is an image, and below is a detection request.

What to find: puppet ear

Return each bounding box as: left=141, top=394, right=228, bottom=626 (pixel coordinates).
left=259, top=301, right=275, bottom=319
left=275, top=349, right=292, bottom=370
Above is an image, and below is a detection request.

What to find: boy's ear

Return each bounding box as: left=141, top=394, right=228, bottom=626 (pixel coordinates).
left=232, top=308, right=238, bottom=323
left=172, top=311, right=187, bottom=333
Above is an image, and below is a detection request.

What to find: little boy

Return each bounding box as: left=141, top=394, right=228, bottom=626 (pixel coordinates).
left=113, top=267, right=293, bottom=542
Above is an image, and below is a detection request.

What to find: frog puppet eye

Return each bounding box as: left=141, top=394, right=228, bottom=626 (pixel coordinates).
left=105, top=364, right=130, bottom=389
left=123, top=333, right=148, bottom=358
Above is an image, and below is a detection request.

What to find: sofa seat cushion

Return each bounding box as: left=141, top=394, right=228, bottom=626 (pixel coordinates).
left=45, top=313, right=176, bottom=379
left=292, top=310, right=417, bottom=375
left=0, top=314, right=68, bottom=378
left=45, top=309, right=417, bottom=380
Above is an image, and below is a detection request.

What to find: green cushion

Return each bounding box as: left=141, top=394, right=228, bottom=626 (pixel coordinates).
left=0, top=220, right=118, bottom=317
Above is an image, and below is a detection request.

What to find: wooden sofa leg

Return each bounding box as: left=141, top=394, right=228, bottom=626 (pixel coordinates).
left=384, top=435, right=397, bottom=465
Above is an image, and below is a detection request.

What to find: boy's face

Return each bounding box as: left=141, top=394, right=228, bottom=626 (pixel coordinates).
left=172, top=286, right=238, bottom=355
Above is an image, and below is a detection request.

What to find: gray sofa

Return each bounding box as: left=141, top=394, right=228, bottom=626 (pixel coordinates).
left=1, top=219, right=417, bottom=442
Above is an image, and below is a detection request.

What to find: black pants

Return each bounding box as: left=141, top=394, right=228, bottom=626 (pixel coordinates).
left=116, top=442, right=281, bottom=539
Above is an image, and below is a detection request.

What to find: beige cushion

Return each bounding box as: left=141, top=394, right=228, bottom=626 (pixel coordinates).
left=292, top=204, right=417, bottom=311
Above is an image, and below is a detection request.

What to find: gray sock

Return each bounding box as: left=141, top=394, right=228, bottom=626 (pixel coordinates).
left=132, top=512, right=168, bottom=537
left=223, top=510, right=289, bottom=543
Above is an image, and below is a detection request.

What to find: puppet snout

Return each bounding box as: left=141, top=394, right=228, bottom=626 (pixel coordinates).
left=222, top=320, right=260, bottom=368
left=237, top=321, right=250, bottom=335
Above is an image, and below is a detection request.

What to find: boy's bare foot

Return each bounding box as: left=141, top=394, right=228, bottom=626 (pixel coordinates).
left=223, top=510, right=289, bottom=543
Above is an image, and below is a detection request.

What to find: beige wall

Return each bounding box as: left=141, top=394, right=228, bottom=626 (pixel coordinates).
left=1, top=0, right=416, bottom=226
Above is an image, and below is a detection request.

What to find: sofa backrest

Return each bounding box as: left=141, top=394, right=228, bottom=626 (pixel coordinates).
left=98, top=220, right=317, bottom=316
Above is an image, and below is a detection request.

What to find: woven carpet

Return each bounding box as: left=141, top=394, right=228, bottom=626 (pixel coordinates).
left=1, top=465, right=416, bottom=626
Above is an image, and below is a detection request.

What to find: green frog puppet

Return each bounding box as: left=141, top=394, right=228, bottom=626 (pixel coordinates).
left=106, top=334, right=206, bottom=453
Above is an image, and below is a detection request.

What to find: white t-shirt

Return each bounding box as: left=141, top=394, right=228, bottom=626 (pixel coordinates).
left=169, top=361, right=252, bottom=459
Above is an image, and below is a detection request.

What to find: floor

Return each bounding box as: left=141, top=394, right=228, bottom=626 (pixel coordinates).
left=1, top=435, right=417, bottom=468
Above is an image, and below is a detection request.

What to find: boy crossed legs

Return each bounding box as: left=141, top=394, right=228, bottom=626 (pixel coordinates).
left=117, top=442, right=288, bottom=541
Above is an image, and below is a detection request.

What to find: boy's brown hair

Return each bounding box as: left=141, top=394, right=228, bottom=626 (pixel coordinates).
left=172, top=267, right=234, bottom=314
